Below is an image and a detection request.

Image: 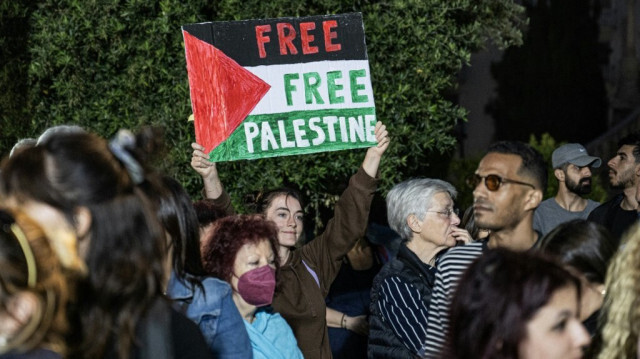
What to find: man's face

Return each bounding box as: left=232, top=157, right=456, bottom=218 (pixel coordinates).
left=607, top=145, right=639, bottom=189
left=472, top=153, right=535, bottom=232
left=564, top=164, right=592, bottom=195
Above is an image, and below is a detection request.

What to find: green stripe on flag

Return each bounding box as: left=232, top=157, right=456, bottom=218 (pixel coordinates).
left=209, top=107, right=376, bottom=162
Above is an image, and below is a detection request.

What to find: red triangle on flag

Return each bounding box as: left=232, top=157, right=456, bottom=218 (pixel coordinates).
left=183, top=30, right=271, bottom=154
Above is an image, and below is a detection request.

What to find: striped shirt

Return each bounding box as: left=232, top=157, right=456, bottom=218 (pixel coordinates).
left=377, top=273, right=434, bottom=355
left=421, top=241, right=487, bottom=358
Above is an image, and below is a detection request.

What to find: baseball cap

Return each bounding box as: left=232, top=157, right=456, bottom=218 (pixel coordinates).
left=551, top=143, right=602, bottom=169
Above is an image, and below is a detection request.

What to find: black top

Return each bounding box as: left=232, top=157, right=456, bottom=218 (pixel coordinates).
left=104, top=299, right=214, bottom=359
left=587, top=193, right=637, bottom=248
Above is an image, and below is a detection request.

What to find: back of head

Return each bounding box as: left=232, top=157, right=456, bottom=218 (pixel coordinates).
left=386, top=178, right=456, bottom=242
left=193, top=199, right=227, bottom=228
left=2, top=132, right=132, bottom=220
left=487, top=141, right=548, bottom=193
left=9, top=138, right=37, bottom=158
left=538, top=219, right=614, bottom=284
left=0, top=209, right=71, bottom=356
left=141, top=175, right=204, bottom=280
left=446, top=248, right=579, bottom=359
left=201, top=214, right=280, bottom=284
left=36, top=125, right=86, bottom=146
left=1, top=130, right=166, bottom=359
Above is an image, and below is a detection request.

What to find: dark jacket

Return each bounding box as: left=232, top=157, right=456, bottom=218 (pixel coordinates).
left=368, top=244, right=436, bottom=358
left=273, top=167, right=377, bottom=359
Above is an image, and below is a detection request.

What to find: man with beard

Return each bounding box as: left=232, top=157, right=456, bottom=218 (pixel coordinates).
left=422, top=141, right=546, bottom=358
left=587, top=133, right=640, bottom=247
left=533, top=143, right=602, bottom=236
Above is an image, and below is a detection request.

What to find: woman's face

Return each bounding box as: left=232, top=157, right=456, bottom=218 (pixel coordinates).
left=230, top=239, right=276, bottom=291
left=519, top=285, right=590, bottom=359
left=264, top=195, right=303, bottom=247
left=417, top=192, right=460, bottom=247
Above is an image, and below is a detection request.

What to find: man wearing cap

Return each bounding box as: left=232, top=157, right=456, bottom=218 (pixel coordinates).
left=588, top=132, right=640, bottom=248
left=533, top=143, right=602, bottom=236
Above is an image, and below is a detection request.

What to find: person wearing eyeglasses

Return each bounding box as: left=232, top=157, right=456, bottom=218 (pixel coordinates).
left=422, top=141, right=547, bottom=358
left=367, top=178, right=472, bottom=358
left=533, top=143, right=602, bottom=237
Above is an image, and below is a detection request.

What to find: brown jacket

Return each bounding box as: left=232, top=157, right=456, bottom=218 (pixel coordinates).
left=212, top=167, right=378, bottom=358
left=272, top=167, right=377, bottom=359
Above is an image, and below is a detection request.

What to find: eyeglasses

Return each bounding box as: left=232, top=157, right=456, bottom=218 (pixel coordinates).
left=467, top=174, right=535, bottom=192
left=426, top=207, right=459, bottom=218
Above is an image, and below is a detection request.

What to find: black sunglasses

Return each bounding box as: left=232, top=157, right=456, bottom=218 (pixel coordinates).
left=467, top=174, right=535, bottom=192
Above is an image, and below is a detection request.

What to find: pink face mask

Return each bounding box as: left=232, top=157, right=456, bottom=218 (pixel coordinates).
left=236, top=265, right=276, bottom=307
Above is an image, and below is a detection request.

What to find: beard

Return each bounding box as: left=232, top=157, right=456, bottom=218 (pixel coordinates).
left=566, top=175, right=592, bottom=195
left=610, top=167, right=635, bottom=189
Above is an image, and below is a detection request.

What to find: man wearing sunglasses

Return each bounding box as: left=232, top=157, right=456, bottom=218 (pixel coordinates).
left=422, top=141, right=547, bottom=358
left=587, top=132, right=640, bottom=248
left=533, top=143, right=602, bottom=237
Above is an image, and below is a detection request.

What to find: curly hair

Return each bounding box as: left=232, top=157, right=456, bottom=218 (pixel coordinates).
left=201, top=214, right=280, bottom=285
left=598, top=223, right=640, bottom=359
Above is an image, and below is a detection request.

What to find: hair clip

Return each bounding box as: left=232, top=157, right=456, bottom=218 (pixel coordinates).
left=108, top=129, right=144, bottom=185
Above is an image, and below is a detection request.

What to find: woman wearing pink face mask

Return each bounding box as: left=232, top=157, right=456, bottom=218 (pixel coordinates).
left=201, top=214, right=303, bottom=359
left=192, top=121, right=390, bottom=358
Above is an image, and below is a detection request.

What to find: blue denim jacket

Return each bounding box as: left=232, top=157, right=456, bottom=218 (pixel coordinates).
left=167, top=273, right=253, bottom=359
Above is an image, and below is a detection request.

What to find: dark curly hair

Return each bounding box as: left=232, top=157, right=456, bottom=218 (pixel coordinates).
left=201, top=214, right=280, bottom=285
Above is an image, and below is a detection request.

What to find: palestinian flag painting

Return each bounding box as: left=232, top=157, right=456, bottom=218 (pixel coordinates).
left=182, top=13, right=377, bottom=162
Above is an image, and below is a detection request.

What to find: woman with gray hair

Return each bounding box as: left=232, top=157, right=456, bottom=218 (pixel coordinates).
left=367, top=178, right=471, bottom=358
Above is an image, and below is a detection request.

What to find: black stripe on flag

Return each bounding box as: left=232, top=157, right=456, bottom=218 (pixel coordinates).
left=182, top=12, right=368, bottom=67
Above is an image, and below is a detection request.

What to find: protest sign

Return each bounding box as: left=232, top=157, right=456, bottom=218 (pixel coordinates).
left=182, top=12, right=376, bottom=161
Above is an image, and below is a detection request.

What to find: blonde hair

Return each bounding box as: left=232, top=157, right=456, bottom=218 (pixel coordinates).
left=598, top=223, right=640, bottom=359
left=0, top=210, right=74, bottom=355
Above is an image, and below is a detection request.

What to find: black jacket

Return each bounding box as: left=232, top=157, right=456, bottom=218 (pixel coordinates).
left=368, top=244, right=437, bottom=358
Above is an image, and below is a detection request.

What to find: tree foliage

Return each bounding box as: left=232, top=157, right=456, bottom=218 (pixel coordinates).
left=0, top=1, right=37, bottom=154
left=1, top=0, right=525, bottom=230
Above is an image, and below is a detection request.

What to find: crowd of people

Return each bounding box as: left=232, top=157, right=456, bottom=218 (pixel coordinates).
left=2, top=122, right=640, bottom=359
